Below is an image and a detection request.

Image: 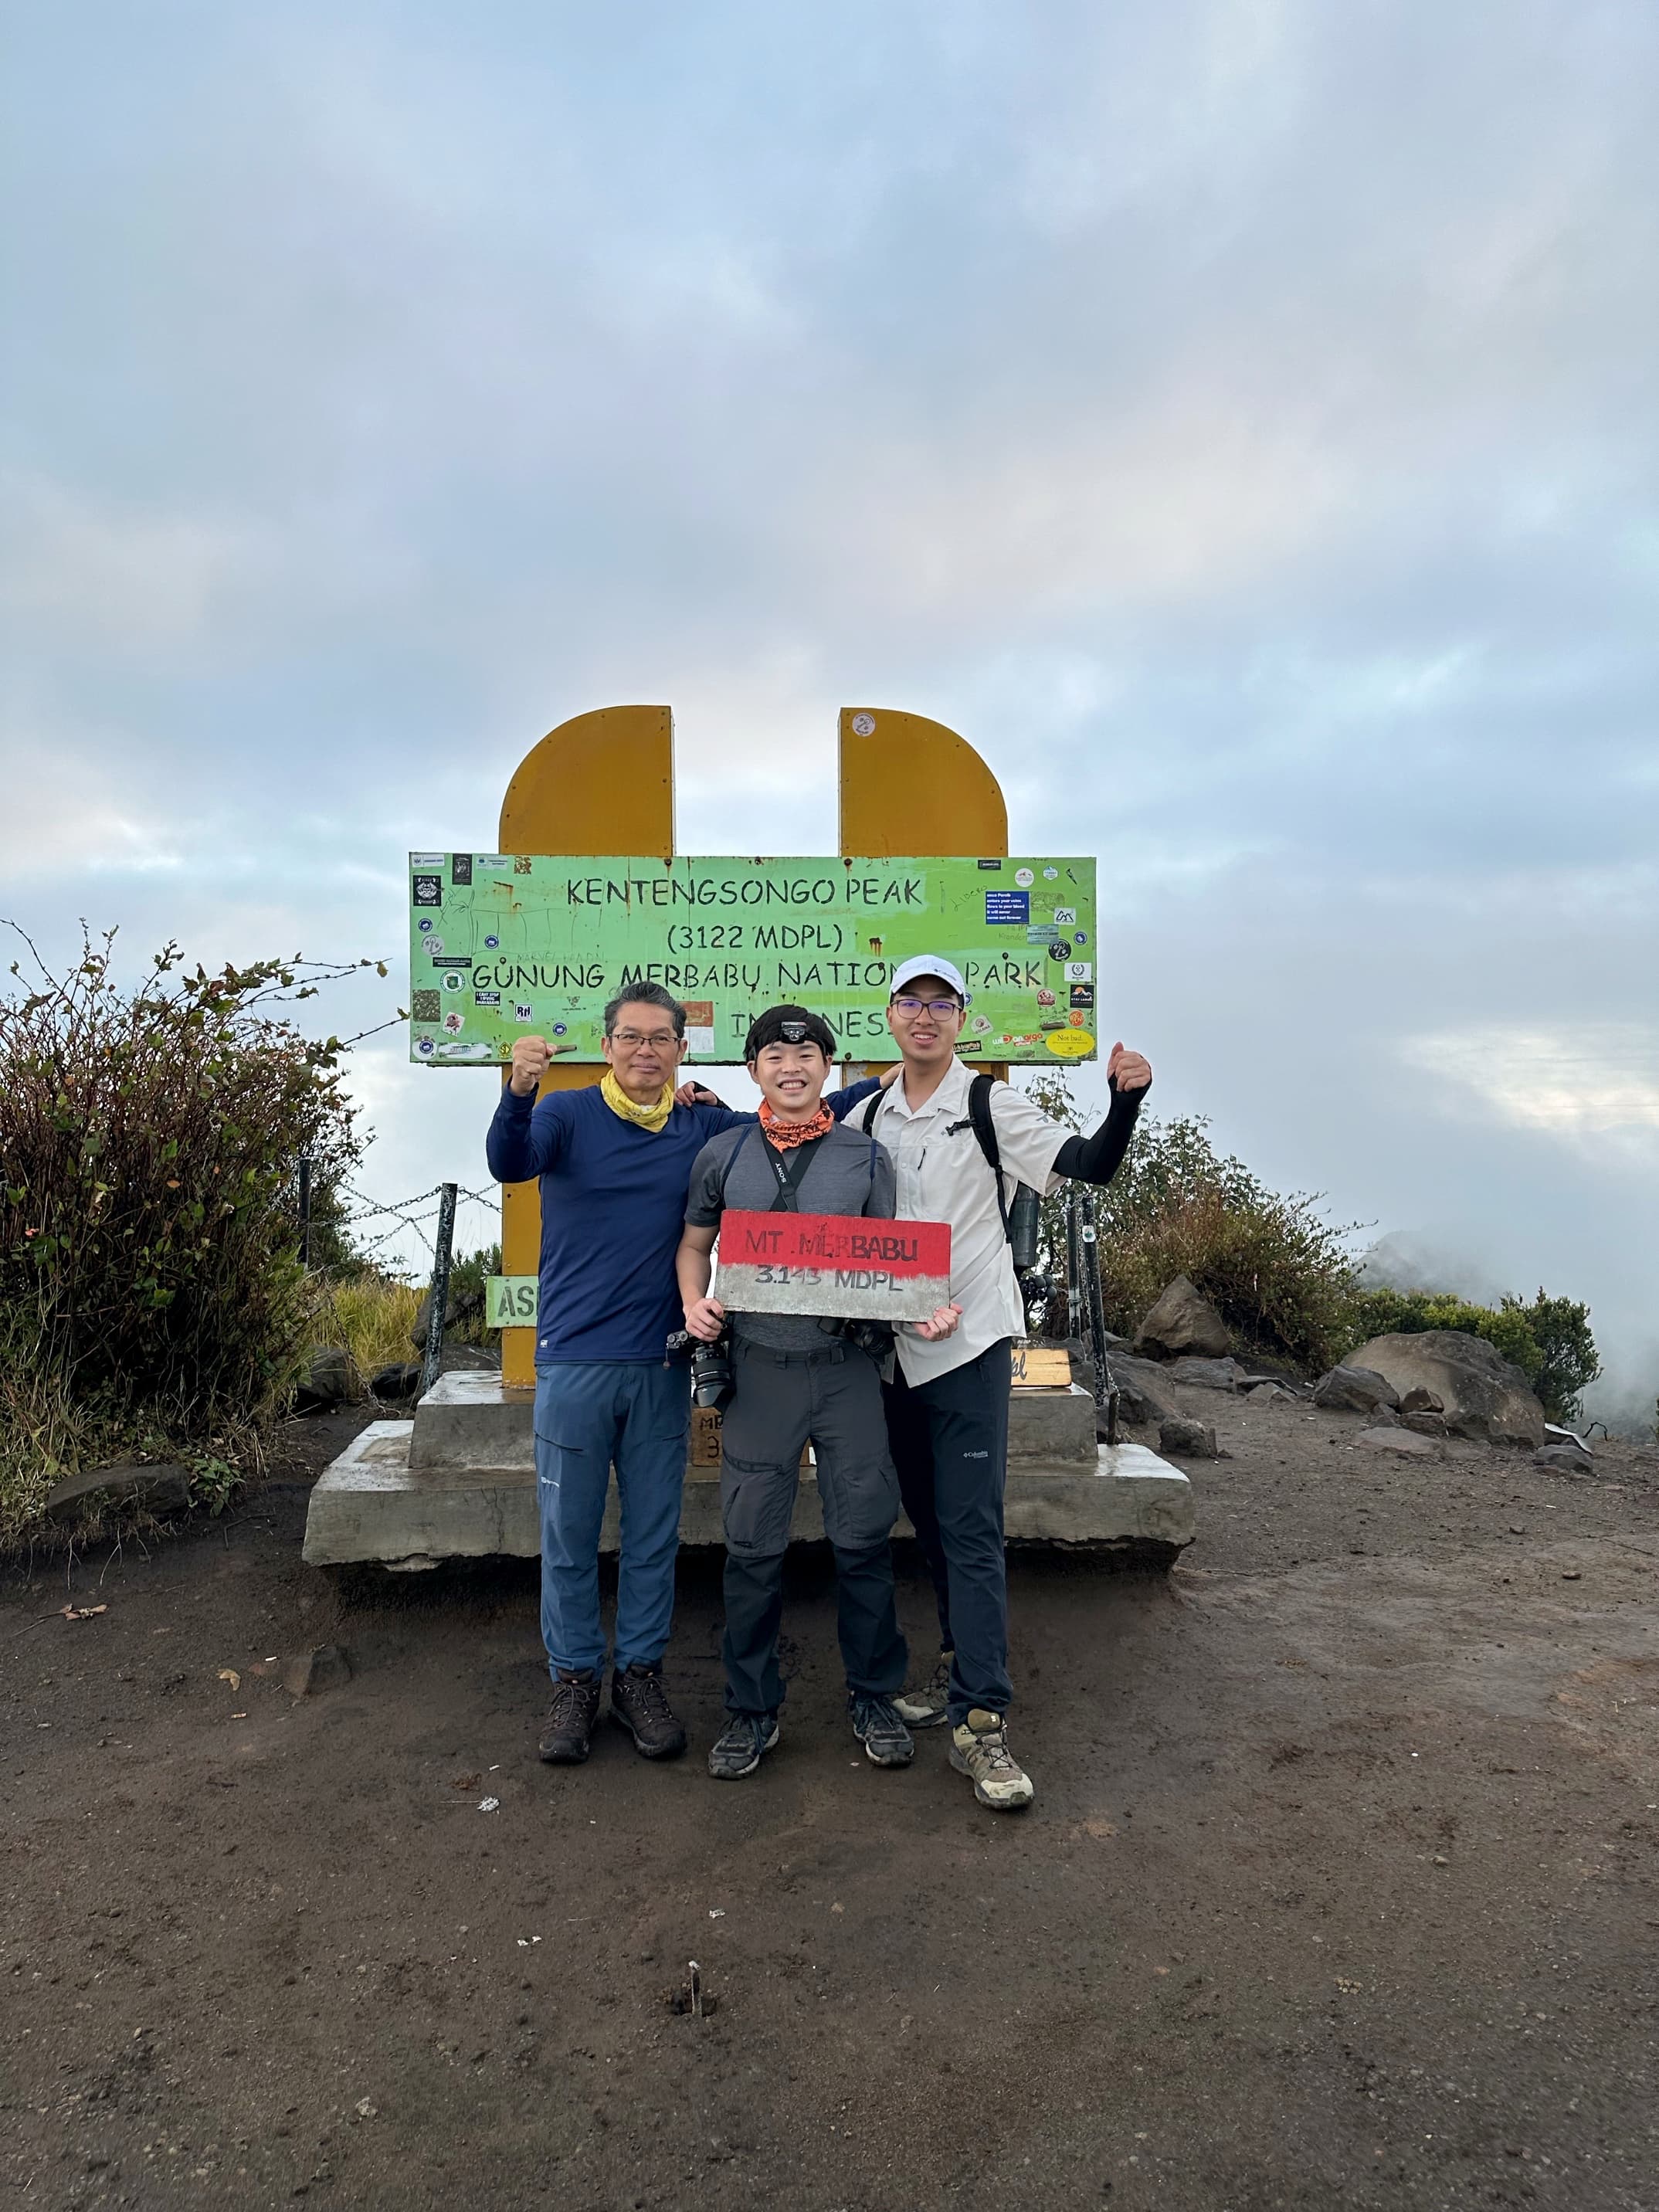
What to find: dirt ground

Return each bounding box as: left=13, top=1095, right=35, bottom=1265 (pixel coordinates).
left=5, top=1383, right=1657, bottom=2212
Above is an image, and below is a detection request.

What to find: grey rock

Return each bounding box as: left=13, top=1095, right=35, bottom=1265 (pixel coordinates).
left=1133, top=1277, right=1231, bottom=1361
left=1312, top=1365, right=1402, bottom=1415
left=371, top=1361, right=423, bottom=1401
left=1532, top=1444, right=1592, bottom=1474
left=46, top=1461, right=192, bottom=1525
left=1247, top=1382, right=1296, bottom=1403
left=1168, top=1355, right=1243, bottom=1392
left=296, top=1346, right=355, bottom=1413
left=1400, top=1386, right=1445, bottom=1415
left=1101, top=1353, right=1181, bottom=1427
left=1347, top=1331, right=1546, bottom=1448
left=283, top=1644, right=353, bottom=1697
left=1401, top=1410, right=1449, bottom=1437
left=1159, top=1415, right=1218, bottom=1458
left=1355, top=1425, right=1437, bottom=1455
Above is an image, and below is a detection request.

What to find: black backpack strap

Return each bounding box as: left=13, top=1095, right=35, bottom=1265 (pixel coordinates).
left=856, top=1089, right=882, bottom=1135
left=965, top=1072, right=1014, bottom=1249
left=714, top=1123, right=758, bottom=1211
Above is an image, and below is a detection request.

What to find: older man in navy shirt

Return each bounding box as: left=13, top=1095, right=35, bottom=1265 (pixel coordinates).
left=487, top=981, right=883, bottom=1769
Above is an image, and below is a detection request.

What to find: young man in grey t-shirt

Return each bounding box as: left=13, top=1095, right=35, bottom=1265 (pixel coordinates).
left=677, top=1005, right=960, bottom=1781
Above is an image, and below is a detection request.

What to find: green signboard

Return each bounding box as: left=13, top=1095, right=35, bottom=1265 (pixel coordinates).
left=409, top=853, right=1098, bottom=1066
left=485, top=1276, right=538, bottom=1328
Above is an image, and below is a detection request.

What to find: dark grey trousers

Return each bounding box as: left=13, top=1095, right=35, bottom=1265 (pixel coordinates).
left=718, top=1336, right=908, bottom=1716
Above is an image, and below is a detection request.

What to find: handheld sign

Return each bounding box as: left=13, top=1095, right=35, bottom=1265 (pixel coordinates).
left=716, top=1210, right=952, bottom=1323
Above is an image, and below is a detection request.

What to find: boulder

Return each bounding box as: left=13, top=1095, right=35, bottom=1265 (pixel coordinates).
left=1247, top=1382, right=1296, bottom=1404
left=1101, top=1353, right=1181, bottom=1427
left=1355, top=1425, right=1437, bottom=1456
left=1312, top=1365, right=1401, bottom=1416
left=1168, top=1356, right=1243, bottom=1392
left=1134, top=1277, right=1231, bottom=1360
left=46, top=1461, right=192, bottom=1525
left=371, top=1361, right=423, bottom=1401
left=295, top=1346, right=355, bottom=1413
left=1401, top=1410, right=1448, bottom=1437
left=1400, top=1386, right=1444, bottom=1415
left=1532, top=1444, right=1591, bottom=1475
left=1159, top=1415, right=1218, bottom=1459
left=1346, top=1332, right=1546, bottom=1448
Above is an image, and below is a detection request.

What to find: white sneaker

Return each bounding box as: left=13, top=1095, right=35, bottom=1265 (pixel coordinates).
left=892, top=1649, right=952, bottom=1729
left=949, top=1708, right=1034, bottom=1811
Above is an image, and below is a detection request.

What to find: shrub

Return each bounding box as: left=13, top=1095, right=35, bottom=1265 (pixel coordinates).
left=1023, top=1075, right=1362, bottom=1374
left=0, top=928, right=378, bottom=1545
left=1341, top=1285, right=1600, bottom=1420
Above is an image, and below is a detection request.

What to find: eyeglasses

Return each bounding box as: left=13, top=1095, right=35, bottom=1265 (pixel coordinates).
left=609, top=1030, right=680, bottom=1049
left=890, top=996, right=962, bottom=1017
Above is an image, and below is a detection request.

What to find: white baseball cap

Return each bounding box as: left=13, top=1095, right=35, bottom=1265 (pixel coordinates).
left=889, top=955, right=970, bottom=1005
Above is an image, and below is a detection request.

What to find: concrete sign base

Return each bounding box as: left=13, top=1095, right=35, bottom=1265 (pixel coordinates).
left=301, top=1373, right=1196, bottom=1572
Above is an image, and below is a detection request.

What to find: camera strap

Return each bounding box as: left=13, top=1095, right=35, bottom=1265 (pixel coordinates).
left=713, top=1122, right=830, bottom=1214
left=762, top=1133, right=827, bottom=1212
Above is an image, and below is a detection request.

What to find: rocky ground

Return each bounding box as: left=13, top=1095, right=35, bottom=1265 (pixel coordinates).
left=4, top=1383, right=1657, bottom=2211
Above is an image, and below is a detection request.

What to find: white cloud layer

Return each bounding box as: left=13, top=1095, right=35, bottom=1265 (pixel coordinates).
left=3, top=0, right=1655, bottom=1420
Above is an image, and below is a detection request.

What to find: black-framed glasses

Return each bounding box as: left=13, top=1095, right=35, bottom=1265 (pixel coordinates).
left=890, top=996, right=962, bottom=1016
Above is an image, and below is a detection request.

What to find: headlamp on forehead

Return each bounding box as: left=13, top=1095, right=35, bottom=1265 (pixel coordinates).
left=744, top=1003, right=837, bottom=1060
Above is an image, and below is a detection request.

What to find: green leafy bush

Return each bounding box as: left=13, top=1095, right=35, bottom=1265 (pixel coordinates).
left=0, top=928, right=377, bottom=1545
left=1024, top=1075, right=1362, bottom=1374
left=1342, top=1285, right=1600, bottom=1420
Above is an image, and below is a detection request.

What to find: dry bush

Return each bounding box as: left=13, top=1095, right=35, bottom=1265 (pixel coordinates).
left=0, top=928, right=379, bottom=1545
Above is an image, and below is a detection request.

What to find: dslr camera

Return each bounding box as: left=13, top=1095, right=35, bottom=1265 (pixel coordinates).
left=663, top=1321, right=735, bottom=1411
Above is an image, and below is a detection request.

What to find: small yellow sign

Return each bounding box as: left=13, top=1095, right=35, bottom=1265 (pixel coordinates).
left=1046, top=1028, right=1095, bottom=1058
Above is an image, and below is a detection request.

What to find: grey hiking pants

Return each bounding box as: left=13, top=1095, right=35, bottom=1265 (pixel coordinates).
left=718, top=1336, right=908, bottom=1716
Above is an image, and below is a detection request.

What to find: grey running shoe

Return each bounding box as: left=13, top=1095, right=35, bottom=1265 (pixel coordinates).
left=538, top=1671, right=602, bottom=1764
left=609, top=1662, right=687, bottom=1760
left=707, top=1712, right=780, bottom=1780
left=892, top=1649, right=952, bottom=1729
left=949, top=1708, right=1034, bottom=1810
left=850, top=1693, right=915, bottom=1767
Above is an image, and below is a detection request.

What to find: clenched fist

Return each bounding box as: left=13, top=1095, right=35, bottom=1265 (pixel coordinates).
left=509, top=1036, right=553, bottom=1097
left=1106, top=1040, right=1152, bottom=1093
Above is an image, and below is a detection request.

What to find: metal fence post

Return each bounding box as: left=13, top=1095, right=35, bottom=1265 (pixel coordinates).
left=420, top=1183, right=460, bottom=1399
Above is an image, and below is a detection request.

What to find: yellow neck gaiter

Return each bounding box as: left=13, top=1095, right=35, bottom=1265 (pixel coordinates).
left=599, top=1068, right=676, bottom=1133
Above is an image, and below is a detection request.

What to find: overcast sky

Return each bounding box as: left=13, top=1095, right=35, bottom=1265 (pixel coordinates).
left=4, top=2, right=1655, bottom=1423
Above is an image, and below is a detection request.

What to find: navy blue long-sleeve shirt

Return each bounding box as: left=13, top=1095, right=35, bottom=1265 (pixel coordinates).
left=486, top=1080, right=880, bottom=1366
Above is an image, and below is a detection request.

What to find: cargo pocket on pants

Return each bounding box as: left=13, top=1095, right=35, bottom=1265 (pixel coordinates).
left=719, top=1454, right=798, bottom=1561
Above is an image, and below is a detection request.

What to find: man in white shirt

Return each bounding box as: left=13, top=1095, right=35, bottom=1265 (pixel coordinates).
left=851, top=956, right=1152, bottom=1810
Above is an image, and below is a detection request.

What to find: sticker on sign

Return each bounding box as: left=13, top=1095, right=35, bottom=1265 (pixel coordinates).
left=717, top=1210, right=951, bottom=1321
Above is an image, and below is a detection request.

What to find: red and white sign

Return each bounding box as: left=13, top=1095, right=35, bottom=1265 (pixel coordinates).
left=715, top=1209, right=952, bottom=1322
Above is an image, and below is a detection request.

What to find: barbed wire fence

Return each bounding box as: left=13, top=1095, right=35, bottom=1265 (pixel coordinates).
left=329, top=1179, right=503, bottom=1276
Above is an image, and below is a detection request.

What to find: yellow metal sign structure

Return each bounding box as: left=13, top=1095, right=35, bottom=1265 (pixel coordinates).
left=494, top=702, right=1009, bottom=1386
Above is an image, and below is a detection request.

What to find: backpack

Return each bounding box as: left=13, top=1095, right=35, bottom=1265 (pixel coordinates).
left=858, top=1074, right=1040, bottom=1271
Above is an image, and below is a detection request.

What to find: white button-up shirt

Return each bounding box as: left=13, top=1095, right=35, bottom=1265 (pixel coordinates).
left=857, top=1057, right=1070, bottom=1386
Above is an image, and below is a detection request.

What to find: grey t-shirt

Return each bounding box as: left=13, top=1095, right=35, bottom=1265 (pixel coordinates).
left=685, top=1121, right=897, bottom=1349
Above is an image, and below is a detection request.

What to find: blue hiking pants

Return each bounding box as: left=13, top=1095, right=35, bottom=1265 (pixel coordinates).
left=533, top=1360, right=690, bottom=1681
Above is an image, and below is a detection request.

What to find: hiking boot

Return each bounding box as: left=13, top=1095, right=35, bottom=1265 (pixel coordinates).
left=850, top=1693, right=914, bottom=1768
left=892, top=1649, right=953, bottom=1729
left=949, top=1708, right=1034, bottom=1810
left=609, top=1662, right=687, bottom=1760
left=538, top=1670, right=601, bottom=1764
left=707, top=1712, right=779, bottom=1780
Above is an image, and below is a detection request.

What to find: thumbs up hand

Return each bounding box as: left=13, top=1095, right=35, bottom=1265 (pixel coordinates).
left=1106, top=1040, right=1152, bottom=1093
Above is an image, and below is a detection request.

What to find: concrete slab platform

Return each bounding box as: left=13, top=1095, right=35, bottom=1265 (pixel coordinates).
left=301, top=1420, right=1195, bottom=1570
left=404, top=1369, right=1098, bottom=1478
